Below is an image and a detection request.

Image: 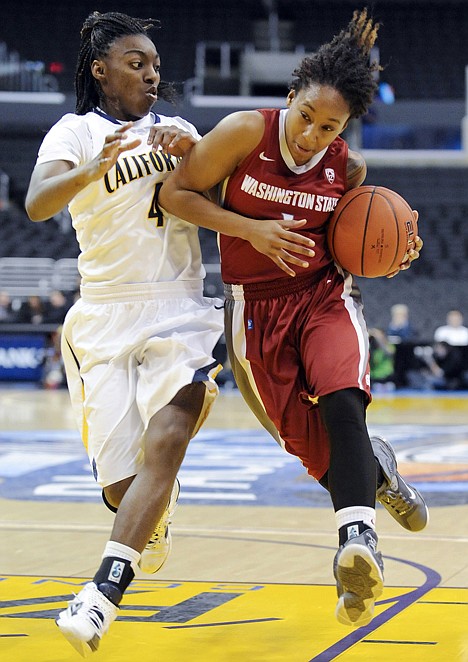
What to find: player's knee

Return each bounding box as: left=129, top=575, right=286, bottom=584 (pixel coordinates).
left=144, top=418, right=191, bottom=468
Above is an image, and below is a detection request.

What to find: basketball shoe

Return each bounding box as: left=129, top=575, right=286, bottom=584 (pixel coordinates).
left=138, top=478, right=180, bottom=574
left=334, top=529, right=384, bottom=627
left=371, top=435, right=429, bottom=532
left=56, top=582, right=118, bottom=657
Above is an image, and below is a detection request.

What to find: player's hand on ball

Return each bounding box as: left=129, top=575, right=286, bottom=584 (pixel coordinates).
left=387, top=211, right=422, bottom=278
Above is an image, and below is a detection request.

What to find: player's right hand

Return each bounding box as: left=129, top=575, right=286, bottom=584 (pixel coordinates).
left=245, top=218, right=315, bottom=277
left=86, top=122, right=141, bottom=182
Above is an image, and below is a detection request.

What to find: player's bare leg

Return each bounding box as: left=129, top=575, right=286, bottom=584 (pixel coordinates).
left=56, top=382, right=206, bottom=657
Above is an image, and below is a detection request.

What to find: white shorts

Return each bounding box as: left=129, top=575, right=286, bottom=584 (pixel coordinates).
left=61, top=281, right=224, bottom=487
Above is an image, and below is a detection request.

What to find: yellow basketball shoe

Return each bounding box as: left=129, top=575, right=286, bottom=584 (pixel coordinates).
left=139, top=478, right=180, bottom=574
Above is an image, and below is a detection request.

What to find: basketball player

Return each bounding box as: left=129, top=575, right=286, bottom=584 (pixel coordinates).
left=160, top=9, right=427, bottom=628
left=23, top=11, right=239, bottom=657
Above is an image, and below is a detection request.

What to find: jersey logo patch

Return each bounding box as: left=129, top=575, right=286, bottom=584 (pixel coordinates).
left=325, top=168, right=335, bottom=183
left=259, top=152, right=275, bottom=162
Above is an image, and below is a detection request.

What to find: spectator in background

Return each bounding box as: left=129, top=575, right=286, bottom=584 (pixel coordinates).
left=42, top=326, right=67, bottom=390
left=431, top=341, right=467, bottom=390
left=434, top=310, right=468, bottom=346
left=386, top=303, right=417, bottom=343
left=0, top=291, right=15, bottom=322
left=17, top=295, right=46, bottom=325
left=44, top=289, right=70, bottom=325
left=410, top=340, right=467, bottom=391
left=368, top=328, right=395, bottom=390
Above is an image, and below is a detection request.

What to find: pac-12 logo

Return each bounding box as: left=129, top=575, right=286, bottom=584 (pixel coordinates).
left=325, top=168, right=335, bottom=184
left=405, top=218, right=415, bottom=241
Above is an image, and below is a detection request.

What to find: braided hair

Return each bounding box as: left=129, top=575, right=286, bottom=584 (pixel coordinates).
left=75, top=11, right=176, bottom=115
left=290, top=8, right=380, bottom=119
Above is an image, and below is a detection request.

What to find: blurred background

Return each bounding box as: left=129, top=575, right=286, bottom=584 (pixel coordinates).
left=0, top=0, right=467, bottom=392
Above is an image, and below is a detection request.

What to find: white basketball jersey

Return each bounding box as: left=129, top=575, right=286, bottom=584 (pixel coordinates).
left=36, top=110, right=204, bottom=287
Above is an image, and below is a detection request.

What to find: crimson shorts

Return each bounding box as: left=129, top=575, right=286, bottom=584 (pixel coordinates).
left=224, top=266, right=371, bottom=480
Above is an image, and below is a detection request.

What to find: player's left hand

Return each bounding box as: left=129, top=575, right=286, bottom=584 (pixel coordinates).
left=147, top=125, right=198, bottom=157
left=387, top=211, right=422, bottom=278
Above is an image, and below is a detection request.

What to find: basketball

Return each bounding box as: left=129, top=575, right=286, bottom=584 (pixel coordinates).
left=327, top=186, right=418, bottom=278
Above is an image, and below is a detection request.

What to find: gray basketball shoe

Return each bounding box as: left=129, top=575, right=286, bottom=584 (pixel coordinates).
left=372, top=435, right=429, bottom=532
left=334, top=529, right=384, bottom=627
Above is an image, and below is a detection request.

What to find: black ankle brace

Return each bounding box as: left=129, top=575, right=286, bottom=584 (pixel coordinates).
left=93, top=557, right=135, bottom=605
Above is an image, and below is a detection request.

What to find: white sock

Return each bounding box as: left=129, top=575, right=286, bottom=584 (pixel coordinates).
left=335, top=506, right=376, bottom=531
left=102, top=541, right=141, bottom=574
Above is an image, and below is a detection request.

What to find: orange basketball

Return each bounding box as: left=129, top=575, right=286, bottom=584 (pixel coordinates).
left=327, top=186, right=417, bottom=278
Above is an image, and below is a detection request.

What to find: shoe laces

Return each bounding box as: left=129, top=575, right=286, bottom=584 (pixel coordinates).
left=86, top=606, right=105, bottom=632
left=146, top=516, right=171, bottom=548
left=379, top=488, right=411, bottom=514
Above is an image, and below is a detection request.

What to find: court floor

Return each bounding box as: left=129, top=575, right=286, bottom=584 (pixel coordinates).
left=0, top=387, right=467, bottom=661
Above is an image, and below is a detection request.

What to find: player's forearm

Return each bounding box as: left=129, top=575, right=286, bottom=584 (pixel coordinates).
left=160, top=184, right=253, bottom=241
left=26, top=166, right=92, bottom=222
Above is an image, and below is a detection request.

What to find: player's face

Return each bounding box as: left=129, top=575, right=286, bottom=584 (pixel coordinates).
left=285, top=85, right=350, bottom=165
left=92, top=34, right=161, bottom=121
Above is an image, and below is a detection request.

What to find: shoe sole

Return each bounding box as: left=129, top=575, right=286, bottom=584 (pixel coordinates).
left=335, top=544, right=384, bottom=627
left=56, top=619, right=97, bottom=658
left=371, top=436, right=397, bottom=483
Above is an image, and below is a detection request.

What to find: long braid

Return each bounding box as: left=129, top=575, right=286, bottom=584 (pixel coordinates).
left=290, top=8, right=380, bottom=119
left=75, top=11, right=176, bottom=115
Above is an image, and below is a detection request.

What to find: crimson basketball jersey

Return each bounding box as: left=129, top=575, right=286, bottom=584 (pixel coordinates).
left=219, top=108, right=349, bottom=284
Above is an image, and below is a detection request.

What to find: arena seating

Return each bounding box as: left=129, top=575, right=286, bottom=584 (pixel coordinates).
left=0, top=257, right=79, bottom=298
left=1, top=1, right=466, bottom=100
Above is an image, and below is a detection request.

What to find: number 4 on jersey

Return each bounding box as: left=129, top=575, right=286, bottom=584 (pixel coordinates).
left=148, top=182, right=164, bottom=227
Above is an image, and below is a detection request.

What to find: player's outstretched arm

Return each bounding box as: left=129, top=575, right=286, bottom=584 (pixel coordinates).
left=26, top=123, right=140, bottom=221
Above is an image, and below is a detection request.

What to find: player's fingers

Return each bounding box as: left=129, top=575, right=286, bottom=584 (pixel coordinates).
left=103, top=129, right=134, bottom=154
left=279, top=250, right=309, bottom=269
left=103, top=123, right=133, bottom=147
left=386, top=260, right=409, bottom=278
left=281, top=238, right=315, bottom=258
left=279, top=219, right=314, bottom=233
left=147, top=125, right=175, bottom=145
left=147, top=126, right=157, bottom=144
left=103, top=133, right=125, bottom=148
left=117, top=121, right=133, bottom=133
left=273, top=257, right=297, bottom=277
left=279, top=226, right=315, bottom=253
left=119, top=138, right=141, bottom=153
left=147, top=128, right=170, bottom=149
